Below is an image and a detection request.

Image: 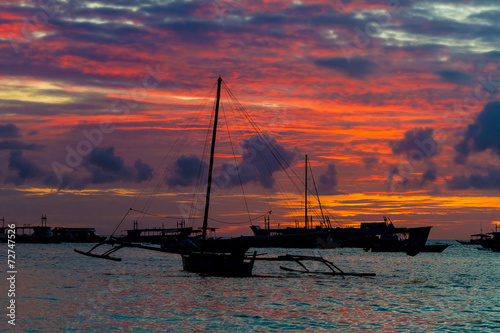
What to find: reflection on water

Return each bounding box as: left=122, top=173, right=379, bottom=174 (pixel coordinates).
left=3, top=242, right=499, bottom=332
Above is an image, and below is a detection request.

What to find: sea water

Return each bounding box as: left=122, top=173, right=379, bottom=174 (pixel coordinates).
left=2, top=241, right=499, bottom=332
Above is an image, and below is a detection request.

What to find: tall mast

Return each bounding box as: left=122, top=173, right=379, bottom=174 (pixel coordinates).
left=202, top=76, right=222, bottom=241
left=305, top=154, right=308, bottom=229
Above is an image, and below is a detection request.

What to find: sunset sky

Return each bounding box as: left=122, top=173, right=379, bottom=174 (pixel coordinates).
left=1, top=0, right=500, bottom=239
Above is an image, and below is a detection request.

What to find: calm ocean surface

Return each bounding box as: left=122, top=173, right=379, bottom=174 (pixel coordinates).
left=3, top=241, right=499, bottom=332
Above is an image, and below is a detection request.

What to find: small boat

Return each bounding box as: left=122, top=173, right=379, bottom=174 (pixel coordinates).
left=479, top=231, right=500, bottom=252
left=52, top=227, right=105, bottom=243
left=121, top=220, right=200, bottom=244
left=457, top=233, right=492, bottom=245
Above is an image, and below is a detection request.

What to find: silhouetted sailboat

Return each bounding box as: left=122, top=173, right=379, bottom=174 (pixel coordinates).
left=175, top=77, right=256, bottom=276
left=75, top=77, right=375, bottom=277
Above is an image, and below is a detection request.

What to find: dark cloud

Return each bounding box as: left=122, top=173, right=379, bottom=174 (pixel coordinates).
left=454, top=101, right=500, bottom=164
left=134, top=159, right=154, bottom=182
left=142, top=1, right=203, bottom=16
left=84, top=147, right=152, bottom=184
left=5, top=150, right=43, bottom=185
left=362, top=156, right=378, bottom=169
left=390, top=127, right=437, bottom=158
left=317, top=164, right=340, bottom=195
left=484, top=51, right=500, bottom=59
left=185, top=135, right=297, bottom=190
left=387, top=127, right=440, bottom=191
left=0, top=123, right=21, bottom=138
left=166, top=155, right=207, bottom=188
left=385, top=165, right=413, bottom=192
left=86, top=147, right=129, bottom=173
left=313, top=57, right=375, bottom=79
left=435, top=69, right=472, bottom=85
left=468, top=10, right=500, bottom=23
left=399, top=13, right=500, bottom=43
left=0, top=140, right=45, bottom=151
left=2, top=145, right=153, bottom=188
left=447, top=166, right=500, bottom=190
left=237, top=135, right=295, bottom=189
left=421, top=167, right=437, bottom=186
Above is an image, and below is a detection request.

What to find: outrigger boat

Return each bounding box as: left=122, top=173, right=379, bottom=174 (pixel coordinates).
left=75, top=77, right=375, bottom=277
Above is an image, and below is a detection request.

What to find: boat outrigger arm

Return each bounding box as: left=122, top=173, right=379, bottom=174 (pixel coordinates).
left=252, top=254, right=376, bottom=277
left=75, top=239, right=375, bottom=277
left=74, top=237, right=179, bottom=262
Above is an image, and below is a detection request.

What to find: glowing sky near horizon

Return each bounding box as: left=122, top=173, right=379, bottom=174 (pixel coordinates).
left=1, top=0, right=500, bottom=239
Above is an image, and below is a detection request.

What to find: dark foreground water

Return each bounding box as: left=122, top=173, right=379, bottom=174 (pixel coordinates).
left=2, top=241, right=499, bottom=332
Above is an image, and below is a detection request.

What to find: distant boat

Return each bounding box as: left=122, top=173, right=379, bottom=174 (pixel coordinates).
left=251, top=217, right=434, bottom=255
left=0, top=215, right=60, bottom=243
left=251, top=202, right=433, bottom=255
left=459, top=224, right=500, bottom=252
left=249, top=156, right=433, bottom=255
left=52, top=227, right=105, bottom=243
left=121, top=220, right=200, bottom=244
left=457, top=233, right=492, bottom=245
left=479, top=231, right=500, bottom=252
left=0, top=216, right=106, bottom=243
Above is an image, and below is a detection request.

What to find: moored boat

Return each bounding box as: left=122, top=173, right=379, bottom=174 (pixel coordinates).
left=457, top=233, right=492, bottom=245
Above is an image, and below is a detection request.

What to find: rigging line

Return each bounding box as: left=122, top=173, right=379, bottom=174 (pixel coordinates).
left=232, top=102, right=303, bottom=195
left=208, top=211, right=271, bottom=224
left=223, top=84, right=327, bottom=227
left=221, top=82, right=304, bottom=224
left=220, top=97, right=252, bottom=223
left=130, top=208, right=271, bottom=224
left=110, top=208, right=132, bottom=237
left=139, top=81, right=217, bottom=226
left=321, top=205, right=343, bottom=227
left=189, top=92, right=218, bottom=225
left=308, top=159, right=326, bottom=226
left=223, top=84, right=304, bottom=190
left=136, top=81, right=217, bottom=224
left=130, top=208, right=198, bottom=220
left=227, top=96, right=322, bottom=224
left=187, top=93, right=216, bottom=227
left=223, top=85, right=303, bottom=222
left=224, top=88, right=274, bottom=218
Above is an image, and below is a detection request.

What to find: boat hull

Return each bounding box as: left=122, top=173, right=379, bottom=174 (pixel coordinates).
left=181, top=252, right=254, bottom=277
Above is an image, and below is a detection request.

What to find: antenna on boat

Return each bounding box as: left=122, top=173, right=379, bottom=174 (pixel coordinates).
left=42, top=214, right=47, bottom=227
left=202, top=76, right=222, bottom=241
